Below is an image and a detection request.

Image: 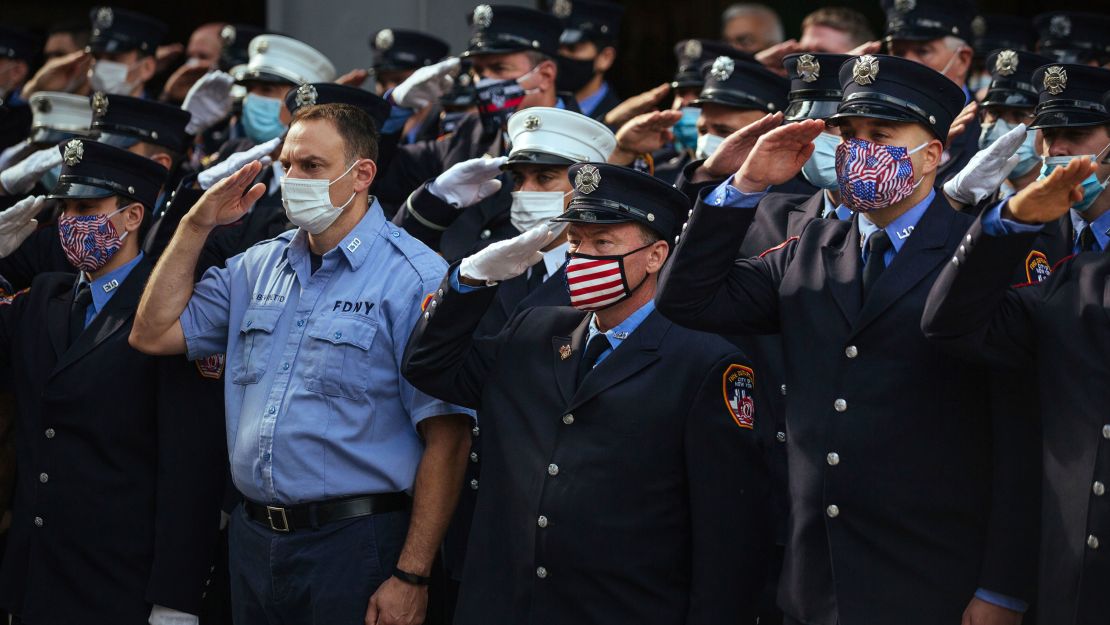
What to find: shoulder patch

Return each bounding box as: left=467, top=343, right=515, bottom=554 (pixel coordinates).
left=759, top=236, right=799, bottom=258
left=195, top=353, right=226, bottom=380
left=1025, top=250, right=1052, bottom=284
left=0, top=287, right=30, bottom=306
left=722, top=364, right=755, bottom=430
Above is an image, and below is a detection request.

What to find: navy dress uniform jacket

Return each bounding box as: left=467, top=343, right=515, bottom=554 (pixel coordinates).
left=0, top=260, right=227, bottom=624
left=923, top=221, right=1110, bottom=625
left=656, top=190, right=1035, bottom=624
left=402, top=273, right=774, bottom=625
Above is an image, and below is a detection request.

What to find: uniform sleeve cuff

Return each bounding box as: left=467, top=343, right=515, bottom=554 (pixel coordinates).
left=706, top=178, right=768, bottom=209
left=975, top=588, right=1028, bottom=613
left=981, top=201, right=1044, bottom=236
left=450, top=267, right=488, bottom=293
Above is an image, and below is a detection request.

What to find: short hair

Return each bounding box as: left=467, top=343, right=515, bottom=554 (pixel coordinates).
left=721, top=3, right=784, bottom=45
left=290, top=103, right=380, bottom=163
left=524, top=50, right=554, bottom=68
left=801, top=7, right=876, bottom=47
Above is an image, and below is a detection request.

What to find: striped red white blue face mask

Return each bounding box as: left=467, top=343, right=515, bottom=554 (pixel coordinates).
left=835, top=137, right=928, bottom=212
left=565, top=243, right=654, bottom=312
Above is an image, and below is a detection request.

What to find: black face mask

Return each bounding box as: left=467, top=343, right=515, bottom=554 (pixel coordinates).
left=555, top=55, right=598, bottom=93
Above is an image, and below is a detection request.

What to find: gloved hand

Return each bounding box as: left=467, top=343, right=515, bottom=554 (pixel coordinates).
left=182, top=70, right=236, bottom=136
left=460, top=223, right=561, bottom=284
left=0, top=148, right=62, bottom=196
left=0, top=195, right=44, bottom=258
left=391, top=57, right=460, bottom=109
left=428, top=156, right=508, bottom=208
left=148, top=604, right=198, bottom=625
left=197, top=137, right=282, bottom=190
left=943, top=123, right=1027, bottom=206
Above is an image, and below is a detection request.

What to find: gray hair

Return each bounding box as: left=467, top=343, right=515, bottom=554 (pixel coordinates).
left=722, top=3, right=784, bottom=44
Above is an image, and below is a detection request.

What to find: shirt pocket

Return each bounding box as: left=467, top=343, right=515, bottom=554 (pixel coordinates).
left=303, top=315, right=379, bottom=399
left=230, top=307, right=282, bottom=385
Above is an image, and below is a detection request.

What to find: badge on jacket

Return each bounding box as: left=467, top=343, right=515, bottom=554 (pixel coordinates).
left=723, top=364, right=755, bottom=429
left=1025, top=250, right=1052, bottom=284
left=196, top=353, right=226, bottom=380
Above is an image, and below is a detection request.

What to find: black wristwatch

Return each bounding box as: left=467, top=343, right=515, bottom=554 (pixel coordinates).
left=392, top=566, right=432, bottom=586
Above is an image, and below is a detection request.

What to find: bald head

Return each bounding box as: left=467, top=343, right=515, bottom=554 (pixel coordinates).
left=187, top=23, right=227, bottom=67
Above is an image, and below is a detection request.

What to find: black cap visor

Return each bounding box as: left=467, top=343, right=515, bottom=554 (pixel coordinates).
left=784, top=98, right=840, bottom=121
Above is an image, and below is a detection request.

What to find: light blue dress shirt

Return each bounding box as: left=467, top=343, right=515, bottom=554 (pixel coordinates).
left=180, top=202, right=472, bottom=505
left=79, top=251, right=144, bottom=327
left=577, top=81, right=611, bottom=118
left=583, top=299, right=654, bottom=366
left=1068, top=208, right=1110, bottom=253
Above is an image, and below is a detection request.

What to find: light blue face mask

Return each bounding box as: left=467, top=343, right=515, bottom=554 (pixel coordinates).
left=673, top=106, right=700, bottom=152
left=978, top=119, right=1039, bottom=178
left=802, top=131, right=841, bottom=190
left=1039, top=152, right=1110, bottom=213
left=41, top=164, right=61, bottom=191
left=241, top=94, right=286, bottom=144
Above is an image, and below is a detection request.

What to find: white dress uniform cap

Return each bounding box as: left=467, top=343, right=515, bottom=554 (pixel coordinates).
left=235, top=34, right=337, bottom=85
left=29, top=92, right=95, bottom=137
left=505, top=107, right=617, bottom=166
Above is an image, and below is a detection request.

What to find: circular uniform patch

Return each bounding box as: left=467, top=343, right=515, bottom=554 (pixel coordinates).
left=723, top=364, right=755, bottom=430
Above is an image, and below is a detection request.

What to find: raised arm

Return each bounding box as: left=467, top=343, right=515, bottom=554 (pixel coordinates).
left=130, top=161, right=265, bottom=355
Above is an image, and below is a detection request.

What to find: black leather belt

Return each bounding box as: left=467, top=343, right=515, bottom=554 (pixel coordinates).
left=243, top=493, right=410, bottom=532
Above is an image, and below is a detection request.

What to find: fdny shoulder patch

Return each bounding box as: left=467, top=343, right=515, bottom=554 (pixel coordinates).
left=1025, top=250, right=1052, bottom=284
left=759, top=236, right=799, bottom=258
left=722, top=364, right=755, bottom=430
left=196, top=353, right=226, bottom=380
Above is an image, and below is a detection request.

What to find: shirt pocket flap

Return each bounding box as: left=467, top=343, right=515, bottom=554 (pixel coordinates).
left=308, top=316, right=378, bottom=350
left=240, top=307, right=283, bottom=334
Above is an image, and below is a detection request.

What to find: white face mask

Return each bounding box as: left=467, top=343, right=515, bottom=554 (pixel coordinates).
left=280, top=160, right=360, bottom=234
left=695, top=133, right=725, bottom=160
left=89, top=60, right=135, bottom=95
left=510, top=190, right=571, bottom=233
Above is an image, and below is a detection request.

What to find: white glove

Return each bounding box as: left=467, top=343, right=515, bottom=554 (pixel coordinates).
left=148, top=604, right=198, bottom=625
left=0, top=139, right=31, bottom=172
left=428, top=156, right=508, bottom=209
left=943, top=123, right=1027, bottom=206
left=460, top=224, right=561, bottom=284
left=182, top=70, right=235, bottom=135
left=391, top=57, right=460, bottom=110
left=0, top=195, right=44, bottom=258
left=197, top=137, right=282, bottom=190
left=0, top=147, right=63, bottom=196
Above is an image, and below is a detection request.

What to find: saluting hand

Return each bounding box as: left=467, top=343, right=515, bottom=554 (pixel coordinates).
left=732, top=118, right=825, bottom=193
left=602, top=82, right=671, bottom=130
left=20, top=50, right=91, bottom=98
left=702, top=112, right=783, bottom=179
left=186, top=160, right=267, bottom=230
left=1006, top=156, right=1096, bottom=224
left=947, top=101, right=979, bottom=145
left=611, top=110, right=682, bottom=165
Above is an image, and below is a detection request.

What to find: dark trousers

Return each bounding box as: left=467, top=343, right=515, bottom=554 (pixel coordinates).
left=228, top=502, right=409, bottom=625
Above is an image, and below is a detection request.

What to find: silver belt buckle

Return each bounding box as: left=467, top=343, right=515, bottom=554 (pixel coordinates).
left=266, top=505, right=290, bottom=532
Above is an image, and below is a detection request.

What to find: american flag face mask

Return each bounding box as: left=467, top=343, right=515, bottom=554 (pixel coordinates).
left=565, top=242, right=654, bottom=312
left=835, top=137, right=928, bottom=212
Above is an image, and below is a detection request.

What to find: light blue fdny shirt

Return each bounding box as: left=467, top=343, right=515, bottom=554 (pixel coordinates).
left=180, top=201, right=472, bottom=505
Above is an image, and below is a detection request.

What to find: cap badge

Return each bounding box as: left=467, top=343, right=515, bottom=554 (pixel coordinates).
left=91, top=92, right=109, bottom=117
left=220, top=25, right=237, bottom=45
left=683, top=40, right=702, bottom=59
left=995, top=50, right=1018, bottom=77
left=1043, top=65, right=1067, bottom=95
left=893, top=0, right=915, bottom=13
left=63, top=140, right=84, bottom=166
left=375, top=29, right=394, bottom=51
left=95, top=7, right=113, bottom=28
left=971, top=16, right=987, bottom=38
left=255, top=37, right=269, bottom=54
left=295, top=83, right=318, bottom=108
left=523, top=114, right=541, bottom=131
left=710, top=56, right=735, bottom=82
left=473, top=5, right=494, bottom=28
left=552, top=0, right=573, bottom=19
left=575, top=164, right=601, bottom=194
left=853, top=55, right=879, bottom=86
left=797, top=54, right=820, bottom=83
left=1049, top=14, right=1071, bottom=38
